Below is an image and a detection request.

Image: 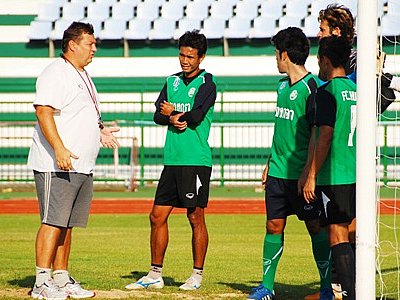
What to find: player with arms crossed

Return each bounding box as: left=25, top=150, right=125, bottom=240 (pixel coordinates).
left=303, top=36, right=356, bottom=300
left=125, top=30, right=216, bottom=291
left=248, top=27, right=333, bottom=300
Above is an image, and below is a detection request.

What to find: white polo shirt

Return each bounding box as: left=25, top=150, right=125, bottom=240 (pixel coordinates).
left=27, top=58, right=101, bottom=174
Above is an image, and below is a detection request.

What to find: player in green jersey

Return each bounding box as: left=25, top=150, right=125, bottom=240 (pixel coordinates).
left=248, top=27, right=333, bottom=300
left=303, top=36, right=356, bottom=300
left=125, top=30, right=216, bottom=292
left=317, top=3, right=398, bottom=112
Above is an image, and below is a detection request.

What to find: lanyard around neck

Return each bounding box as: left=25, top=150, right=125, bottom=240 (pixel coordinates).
left=62, top=55, right=103, bottom=128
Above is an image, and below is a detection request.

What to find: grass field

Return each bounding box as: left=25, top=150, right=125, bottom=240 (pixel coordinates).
left=0, top=214, right=399, bottom=299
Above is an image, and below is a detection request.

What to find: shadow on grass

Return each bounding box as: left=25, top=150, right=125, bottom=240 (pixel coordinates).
left=219, top=280, right=320, bottom=299
left=8, top=276, right=35, bottom=288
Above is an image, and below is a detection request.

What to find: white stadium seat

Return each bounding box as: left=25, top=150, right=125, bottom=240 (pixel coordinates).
left=61, top=2, right=86, bottom=20
left=260, top=1, right=283, bottom=19
left=148, top=18, right=176, bottom=40
left=202, top=17, right=226, bottom=39
left=303, top=15, right=320, bottom=37
left=98, top=19, right=127, bottom=40
left=224, top=17, right=251, bottom=39
left=124, top=18, right=152, bottom=40
left=278, top=15, right=302, bottom=29
left=387, top=0, right=400, bottom=16
left=111, top=2, right=136, bottom=21
left=119, top=0, right=141, bottom=4
left=35, top=3, right=61, bottom=22
left=380, top=14, right=400, bottom=36
left=95, top=0, right=117, bottom=5
left=136, top=2, right=161, bottom=21
left=235, top=1, right=259, bottom=19
left=285, top=0, right=310, bottom=18
left=185, top=2, right=210, bottom=21
left=87, top=2, right=111, bottom=21
left=80, top=18, right=103, bottom=35
left=28, top=21, right=53, bottom=40
left=209, top=1, right=234, bottom=21
left=248, top=16, right=276, bottom=38
left=50, top=18, right=75, bottom=40
left=160, top=2, right=185, bottom=21
left=310, top=0, right=334, bottom=16
left=174, top=18, right=202, bottom=39
left=193, top=0, right=214, bottom=5
left=70, top=0, right=92, bottom=5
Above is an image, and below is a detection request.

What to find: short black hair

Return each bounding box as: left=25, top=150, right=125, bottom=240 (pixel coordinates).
left=271, top=27, right=310, bottom=65
left=318, top=36, right=351, bottom=68
left=178, top=30, right=208, bottom=56
left=62, top=22, right=94, bottom=53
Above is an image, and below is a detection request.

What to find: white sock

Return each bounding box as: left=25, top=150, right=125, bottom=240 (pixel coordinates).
left=390, top=75, right=400, bottom=93
left=53, top=270, right=70, bottom=287
left=191, top=268, right=203, bottom=284
left=35, top=266, right=51, bottom=286
left=148, top=265, right=162, bottom=279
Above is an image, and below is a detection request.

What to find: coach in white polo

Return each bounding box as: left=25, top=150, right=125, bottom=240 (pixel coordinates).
left=27, top=22, right=119, bottom=300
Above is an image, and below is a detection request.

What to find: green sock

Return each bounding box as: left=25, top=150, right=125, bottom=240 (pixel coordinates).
left=262, top=233, right=284, bottom=291
left=311, top=230, right=332, bottom=290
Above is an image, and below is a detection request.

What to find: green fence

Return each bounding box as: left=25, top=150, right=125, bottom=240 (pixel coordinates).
left=1, top=97, right=399, bottom=189
left=0, top=97, right=276, bottom=188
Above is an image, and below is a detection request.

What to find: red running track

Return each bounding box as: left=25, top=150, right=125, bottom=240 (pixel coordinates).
left=0, top=199, right=398, bottom=215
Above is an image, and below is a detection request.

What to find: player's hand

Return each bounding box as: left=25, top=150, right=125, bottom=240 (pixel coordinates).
left=169, top=112, right=187, bottom=131
left=101, top=126, right=120, bottom=148
left=297, top=168, right=309, bottom=195
left=55, top=146, right=78, bottom=171
left=160, top=101, right=174, bottom=116
left=262, top=163, right=269, bottom=189
left=303, top=176, right=317, bottom=203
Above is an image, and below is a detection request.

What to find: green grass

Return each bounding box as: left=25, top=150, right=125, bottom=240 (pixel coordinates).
left=0, top=214, right=399, bottom=299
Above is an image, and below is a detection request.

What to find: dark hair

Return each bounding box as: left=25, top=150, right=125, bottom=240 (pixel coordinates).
left=318, top=36, right=351, bottom=68
left=318, top=4, right=355, bottom=44
left=62, top=22, right=94, bottom=53
left=271, top=27, right=310, bottom=65
left=178, top=30, right=208, bottom=56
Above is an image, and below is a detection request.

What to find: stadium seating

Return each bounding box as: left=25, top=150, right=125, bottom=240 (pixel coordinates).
left=98, top=19, right=127, bottom=40
left=20, top=0, right=397, bottom=46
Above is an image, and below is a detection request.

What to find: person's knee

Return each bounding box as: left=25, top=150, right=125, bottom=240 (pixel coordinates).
left=187, top=209, right=206, bottom=227
left=266, top=219, right=285, bottom=234
left=149, top=212, right=167, bottom=227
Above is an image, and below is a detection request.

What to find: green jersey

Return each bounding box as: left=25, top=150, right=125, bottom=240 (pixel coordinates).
left=315, top=77, right=357, bottom=185
left=268, top=73, right=319, bottom=180
left=155, top=70, right=216, bottom=167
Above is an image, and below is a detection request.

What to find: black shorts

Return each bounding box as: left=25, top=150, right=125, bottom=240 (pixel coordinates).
left=317, top=183, right=356, bottom=226
left=265, top=176, right=320, bottom=221
left=154, top=166, right=212, bottom=208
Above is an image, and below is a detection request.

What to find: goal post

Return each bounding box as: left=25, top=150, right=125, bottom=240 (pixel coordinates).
left=356, top=0, right=377, bottom=299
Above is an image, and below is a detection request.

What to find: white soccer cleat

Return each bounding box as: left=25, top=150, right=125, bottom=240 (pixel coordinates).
left=31, top=279, right=68, bottom=300
left=125, top=275, right=164, bottom=290
left=179, top=277, right=201, bottom=291
left=59, top=277, right=95, bottom=299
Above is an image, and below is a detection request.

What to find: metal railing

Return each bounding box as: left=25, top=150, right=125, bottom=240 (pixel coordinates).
left=0, top=99, right=399, bottom=189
